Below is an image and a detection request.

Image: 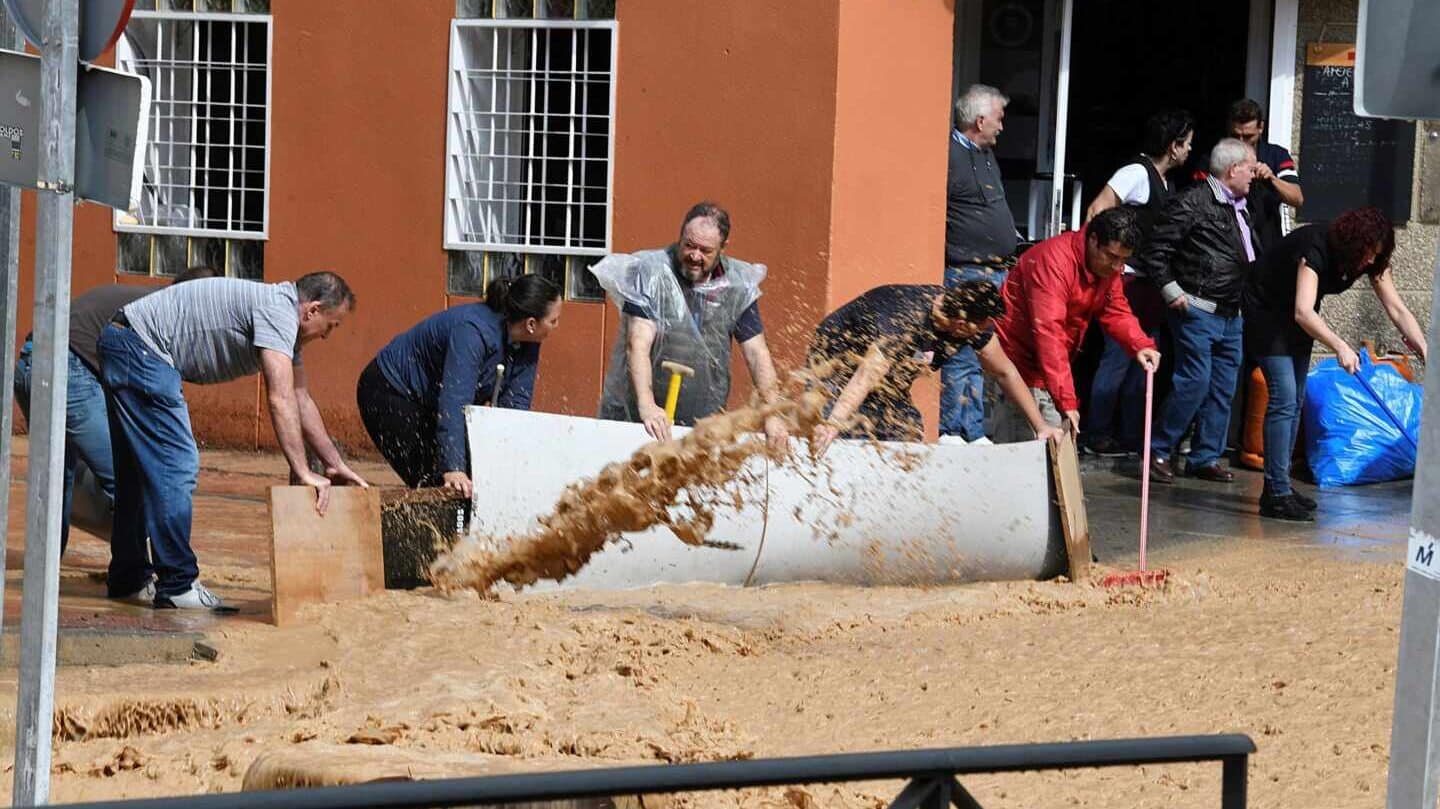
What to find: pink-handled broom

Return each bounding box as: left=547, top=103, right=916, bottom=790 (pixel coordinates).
left=1102, top=365, right=1169, bottom=588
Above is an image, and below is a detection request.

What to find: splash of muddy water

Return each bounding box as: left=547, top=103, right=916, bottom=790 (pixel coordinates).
left=430, top=391, right=832, bottom=593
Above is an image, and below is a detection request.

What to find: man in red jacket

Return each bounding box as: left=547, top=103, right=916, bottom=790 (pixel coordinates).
left=990, top=207, right=1162, bottom=441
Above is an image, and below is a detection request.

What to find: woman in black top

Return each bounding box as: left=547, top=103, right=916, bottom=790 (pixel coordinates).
left=1243, top=207, right=1428, bottom=521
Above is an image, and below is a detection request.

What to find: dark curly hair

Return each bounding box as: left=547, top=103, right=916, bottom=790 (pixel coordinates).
left=1328, top=207, right=1394, bottom=280
left=1088, top=206, right=1143, bottom=250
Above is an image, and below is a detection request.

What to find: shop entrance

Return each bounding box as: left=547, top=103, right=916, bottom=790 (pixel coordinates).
left=954, top=0, right=1263, bottom=240
left=1066, top=0, right=1253, bottom=213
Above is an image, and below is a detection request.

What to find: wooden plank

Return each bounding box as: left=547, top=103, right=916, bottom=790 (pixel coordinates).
left=268, top=486, right=384, bottom=626
left=1048, top=433, right=1091, bottom=581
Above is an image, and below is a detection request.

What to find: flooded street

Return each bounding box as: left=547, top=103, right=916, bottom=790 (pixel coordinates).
left=0, top=442, right=1417, bottom=807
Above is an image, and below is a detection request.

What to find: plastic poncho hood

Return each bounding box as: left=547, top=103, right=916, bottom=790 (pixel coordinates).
left=592, top=247, right=765, bottom=425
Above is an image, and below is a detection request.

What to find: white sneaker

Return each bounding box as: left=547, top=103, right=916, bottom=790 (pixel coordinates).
left=154, top=582, right=236, bottom=613
left=969, top=436, right=994, bottom=446
left=110, top=577, right=156, bottom=606
left=937, top=435, right=968, bottom=446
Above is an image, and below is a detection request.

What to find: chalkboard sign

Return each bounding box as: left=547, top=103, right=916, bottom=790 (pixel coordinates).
left=1298, top=42, right=1415, bottom=222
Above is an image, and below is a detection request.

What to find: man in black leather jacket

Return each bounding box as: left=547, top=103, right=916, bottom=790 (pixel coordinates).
left=1136, top=138, right=1259, bottom=484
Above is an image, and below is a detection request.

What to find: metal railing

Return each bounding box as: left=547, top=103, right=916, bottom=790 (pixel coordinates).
left=47, top=733, right=1255, bottom=809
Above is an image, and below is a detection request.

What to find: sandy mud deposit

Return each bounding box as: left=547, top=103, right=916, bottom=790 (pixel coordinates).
left=0, top=539, right=1406, bottom=808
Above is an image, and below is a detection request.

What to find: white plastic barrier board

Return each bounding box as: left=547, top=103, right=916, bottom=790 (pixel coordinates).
left=466, top=407, right=1066, bottom=590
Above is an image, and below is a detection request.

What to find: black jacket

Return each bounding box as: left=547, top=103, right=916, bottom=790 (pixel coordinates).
left=1137, top=177, right=1261, bottom=311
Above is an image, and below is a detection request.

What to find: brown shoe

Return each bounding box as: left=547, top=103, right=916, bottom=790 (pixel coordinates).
left=1190, top=463, right=1235, bottom=483
left=1149, top=456, right=1175, bottom=484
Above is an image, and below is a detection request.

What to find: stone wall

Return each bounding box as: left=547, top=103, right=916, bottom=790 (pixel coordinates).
left=1292, top=0, right=1437, bottom=357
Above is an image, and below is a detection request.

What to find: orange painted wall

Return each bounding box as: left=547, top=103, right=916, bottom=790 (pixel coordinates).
left=256, top=0, right=615, bottom=449
left=827, top=0, right=955, bottom=436
left=10, top=187, right=130, bottom=437
left=828, top=0, right=953, bottom=306
left=253, top=0, right=454, bottom=452
left=609, top=0, right=843, bottom=404
left=13, top=204, right=122, bottom=331
left=10, top=0, right=958, bottom=452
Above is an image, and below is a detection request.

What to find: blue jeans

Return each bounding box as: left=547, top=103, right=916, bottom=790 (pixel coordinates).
left=940, top=265, right=1008, bottom=440
left=1258, top=350, right=1311, bottom=495
left=13, top=339, right=118, bottom=553
left=98, top=324, right=200, bottom=598
left=1152, top=306, right=1244, bottom=468
left=1085, top=332, right=1149, bottom=448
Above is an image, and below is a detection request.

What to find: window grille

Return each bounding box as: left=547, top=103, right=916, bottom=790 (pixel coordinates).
left=445, top=13, right=615, bottom=301
left=113, top=8, right=272, bottom=241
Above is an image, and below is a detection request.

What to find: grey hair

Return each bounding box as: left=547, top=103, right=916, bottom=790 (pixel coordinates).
left=1209, top=138, right=1254, bottom=178
left=955, top=84, right=1009, bottom=130
left=295, top=270, right=356, bottom=311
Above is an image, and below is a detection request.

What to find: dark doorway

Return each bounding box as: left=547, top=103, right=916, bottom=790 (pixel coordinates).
left=1066, top=0, right=1254, bottom=433
left=1066, top=0, right=1253, bottom=211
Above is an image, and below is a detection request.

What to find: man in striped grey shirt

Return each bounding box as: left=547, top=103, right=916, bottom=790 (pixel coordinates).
left=98, top=272, right=367, bottom=611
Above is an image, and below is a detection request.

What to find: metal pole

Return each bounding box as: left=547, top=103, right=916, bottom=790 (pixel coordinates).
left=13, top=0, right=78, bottom=804
left=1047, top=0, right=1074, bottom=237
left=1386, top=241, right=1440, bottom=809
left=1221, top=754, right=1249, bottom=809
left=0, top=1, right=24, bottom=649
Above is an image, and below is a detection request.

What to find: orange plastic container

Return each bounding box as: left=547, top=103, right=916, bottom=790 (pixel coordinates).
left=1239, top=367, right=1267, bottom=471
left=1363, top=341, right=1418, bottom=382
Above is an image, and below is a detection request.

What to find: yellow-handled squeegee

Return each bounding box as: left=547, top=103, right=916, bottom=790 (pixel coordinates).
left=660, top=361, right=695, bottom=422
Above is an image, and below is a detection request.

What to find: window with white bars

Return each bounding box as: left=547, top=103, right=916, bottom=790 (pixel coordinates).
left=113, top=8, right=272, bottom=241
left=445, top=19, right=616, bottom=300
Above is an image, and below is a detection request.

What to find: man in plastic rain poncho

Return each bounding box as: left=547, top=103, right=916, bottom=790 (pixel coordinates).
left=592, top=202, right=788, bottom=449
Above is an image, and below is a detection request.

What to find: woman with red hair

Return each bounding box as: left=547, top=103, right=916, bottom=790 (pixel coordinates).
left=1243, top=207, right=1428, bottom=521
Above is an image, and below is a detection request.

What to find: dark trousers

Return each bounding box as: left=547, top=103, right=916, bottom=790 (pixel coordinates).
left=357, top=359, right=442, bottom=488
left=97, top=324, right=200, bottom=598
left=1086, top=332, right=1146, bottom=445
left=848, top=397, right=924, bottom=443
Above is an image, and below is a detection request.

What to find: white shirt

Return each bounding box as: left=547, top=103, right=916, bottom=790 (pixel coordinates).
left=1105, top=162, right=1165, bottom=206
left=1104, top=161, right=1168, bottom=277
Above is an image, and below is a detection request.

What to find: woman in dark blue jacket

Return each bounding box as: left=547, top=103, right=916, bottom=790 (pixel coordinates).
left=357, top=274, right=561, bottom=497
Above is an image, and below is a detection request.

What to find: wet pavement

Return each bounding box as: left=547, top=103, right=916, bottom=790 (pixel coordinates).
left=1080, top=453, right=1413, bottom=568
left=0, top=435, right=1415, bottom=650
left=1, top=436, right=402, bottom=647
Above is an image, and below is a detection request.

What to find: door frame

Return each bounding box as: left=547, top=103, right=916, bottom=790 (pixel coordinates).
left=952, top=0, right=1293, bottom=239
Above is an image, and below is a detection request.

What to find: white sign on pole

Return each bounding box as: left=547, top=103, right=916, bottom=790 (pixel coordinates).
left=0, top=49, right=39, bottom=193
left=1355, top=0, right=1440, bottom=119
left=76, top=61, right=150, bottom=210
left=1407, top=528, right=1440, bottom=582
left=0, top=48, right=149, bottom=211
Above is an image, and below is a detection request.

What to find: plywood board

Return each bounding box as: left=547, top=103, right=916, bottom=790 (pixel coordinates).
left=269, top=486, right=384, bottom=626
left=1048, top=433, right=1091, bottom=581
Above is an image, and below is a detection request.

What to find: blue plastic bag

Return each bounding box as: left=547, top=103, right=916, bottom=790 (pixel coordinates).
left=1302, top=351, right=1422, bottom=487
